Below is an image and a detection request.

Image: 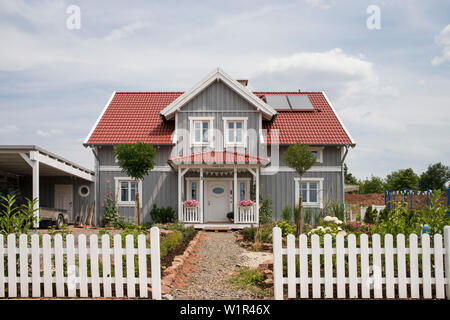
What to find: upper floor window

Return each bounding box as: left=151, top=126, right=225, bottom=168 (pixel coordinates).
left=223, top=117, right=247, bottom=147
left=309, top=147, right=324, bottom=163
left=189, top=117, right=214, bottom=147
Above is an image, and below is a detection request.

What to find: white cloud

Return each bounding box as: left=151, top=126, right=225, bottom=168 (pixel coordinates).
left=0, top=125, right=18, bottom=134
left=305, top=0, right=333, bottom=9
left=431, top=24, right=450, bottom=66
left=104, top=21, right=151, bottom=41
left=36, top=129, right=62, bottom=137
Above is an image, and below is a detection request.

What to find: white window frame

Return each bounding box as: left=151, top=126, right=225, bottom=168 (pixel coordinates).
left=310, top=146, right=324, bottom=163
left=189, top=116, right=214, bottom=148
left=186, top=178, right=200, bottom=201
left=114, top=177, right=143, bottom=207
left=294, top=177, right=324, bottom=208
left=223, top=117, right=247, bottom=148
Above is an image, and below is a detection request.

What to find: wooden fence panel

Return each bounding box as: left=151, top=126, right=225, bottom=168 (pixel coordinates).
left=286, top=234, right=296, bottom=298
left=66, top=234, right=76, bottom=298
left=396, top=234, right=407, bottom=298
left=323, top=234, right=333, bottom=299
left=54, top=234, right=64, bottom=297
left=434, top=234, right=445, bottom=299
left=102, top=234, right=112, bottom=298
left=0, top=228, right=161, bottom=299
left=19, top=234, right=28, bottom=297
left=298, top=234, right=308, bottom=299
left=272, top=226, right=450, bottom=300
left=311, top=235, right=321, bottom=298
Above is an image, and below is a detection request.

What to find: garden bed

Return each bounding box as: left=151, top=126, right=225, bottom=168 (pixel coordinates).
left=160, top=229, right=197, bottom=271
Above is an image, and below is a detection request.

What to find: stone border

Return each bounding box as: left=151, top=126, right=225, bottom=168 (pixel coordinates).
left=160, top=231, right=203, bottom=295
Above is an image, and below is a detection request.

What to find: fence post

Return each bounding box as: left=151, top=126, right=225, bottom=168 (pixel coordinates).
left=444, top=226, right=450, bottom=300
left=273, top=227, right=283, bottom=300
left=150, top=226, right=161, bottom=300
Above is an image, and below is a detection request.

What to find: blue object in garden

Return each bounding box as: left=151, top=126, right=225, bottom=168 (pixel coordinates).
left=421, top=224, right=430, bottom=236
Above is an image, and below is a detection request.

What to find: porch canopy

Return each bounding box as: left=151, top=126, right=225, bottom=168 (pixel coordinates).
left=168, top=150, right=270, bottom=226
left=0, top=145, right=94, bottom=226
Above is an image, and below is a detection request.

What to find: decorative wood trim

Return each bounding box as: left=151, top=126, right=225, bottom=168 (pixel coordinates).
left=160, top=68, right=276, bottom=119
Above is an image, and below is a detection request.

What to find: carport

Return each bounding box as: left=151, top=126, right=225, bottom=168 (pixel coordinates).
left=0, top=145, right=95, bottom=227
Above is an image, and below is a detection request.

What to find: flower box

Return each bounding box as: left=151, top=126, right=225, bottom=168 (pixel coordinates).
left=238, top=200, right=254, bottom=208
left=183, top=200, right=199, bottom=208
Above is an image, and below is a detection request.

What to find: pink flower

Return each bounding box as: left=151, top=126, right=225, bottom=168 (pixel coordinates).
left=238, top=200, right=254, bottom=207
left=184, top=200, right=199, bottom=208
left=106, top=178, right=111, bottom=183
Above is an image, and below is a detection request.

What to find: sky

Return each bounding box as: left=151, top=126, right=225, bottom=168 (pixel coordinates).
left=0, top=0, right=449, bottom=180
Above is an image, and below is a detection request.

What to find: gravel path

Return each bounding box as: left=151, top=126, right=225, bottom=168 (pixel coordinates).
left=171, top=232, right=269, bottom=300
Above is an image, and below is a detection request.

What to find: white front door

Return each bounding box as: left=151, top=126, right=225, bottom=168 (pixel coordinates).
left=54, top=184, right=73, bottom=217
left=204, top=180, right=230, bottom=222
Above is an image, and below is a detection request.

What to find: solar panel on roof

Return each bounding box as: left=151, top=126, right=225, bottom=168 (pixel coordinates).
left=287, top=95, right=314, bottom=111
left=265, top=95, right=291, bottom=110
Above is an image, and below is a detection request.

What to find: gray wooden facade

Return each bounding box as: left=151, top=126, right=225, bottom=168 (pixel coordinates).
left=92, top=80, right=346, bottom=226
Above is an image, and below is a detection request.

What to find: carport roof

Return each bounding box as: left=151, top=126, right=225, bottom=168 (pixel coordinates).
left=0, top=145, right=94, bottom=181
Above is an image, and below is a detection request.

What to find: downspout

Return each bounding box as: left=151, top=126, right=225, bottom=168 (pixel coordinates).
left=340, top=145, right=350, bottom=204
left=92, top=146, right=100, bottom=227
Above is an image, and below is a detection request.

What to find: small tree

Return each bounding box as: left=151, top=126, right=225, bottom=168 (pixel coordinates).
left=419, top=162, right=450, bottom=190
left=283, top=143, right=316, bottom=236
left=386, top=168, right=419, bottom=190
left=113, top=142, right=156, bottom=225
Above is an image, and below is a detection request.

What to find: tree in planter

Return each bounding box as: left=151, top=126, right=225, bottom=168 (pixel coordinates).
left=282, top=142, right=316, bottom=236
left=113, top=142, right=156, bottom=225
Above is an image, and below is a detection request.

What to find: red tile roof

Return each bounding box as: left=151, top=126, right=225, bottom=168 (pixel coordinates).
left=168, top=150, right=270, bottom=166
left=86, top=91, right=353, bottom=145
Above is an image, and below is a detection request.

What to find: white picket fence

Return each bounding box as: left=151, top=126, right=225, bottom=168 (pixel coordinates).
left=0, top=226, right=161, bottom=299
left=273, top=226, right=450, bottom=300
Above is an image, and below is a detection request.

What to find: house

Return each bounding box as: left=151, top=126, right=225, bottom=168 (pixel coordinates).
left=0, top=145, right=95, bottom=226
left=84, top=68, right=355, bottom=228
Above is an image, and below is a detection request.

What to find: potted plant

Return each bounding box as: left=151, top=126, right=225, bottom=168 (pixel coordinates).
left=226, top=212, right=234, bottom=222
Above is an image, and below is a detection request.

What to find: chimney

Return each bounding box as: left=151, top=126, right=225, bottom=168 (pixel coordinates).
left=237, top=79, right=248, bottom=87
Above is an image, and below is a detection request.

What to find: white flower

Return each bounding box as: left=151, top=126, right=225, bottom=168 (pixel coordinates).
left=324, top=216, right=334, bottom=222
left=338, top=230, right=347, bottom=236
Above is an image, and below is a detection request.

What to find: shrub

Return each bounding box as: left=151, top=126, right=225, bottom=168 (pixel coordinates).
left=363, top=205, right=377, bottom=224
left=281, top=205, right=292, bottom=224
left=149, top=204, right=176, bottom=224
left=160, top=230, right=183, bottom=258
left=241, top=226, right=257, bottom=241
left=229, top=267, right=264, bottom=288
left=102, top=179, right=123, bottom=228
left=165, top=222, right=196, bottom=240
left=259, top=195, right=272, bottom=224
left=274, top=220, right=295, bottom=237
left=0, top=194, right=39, bottom=234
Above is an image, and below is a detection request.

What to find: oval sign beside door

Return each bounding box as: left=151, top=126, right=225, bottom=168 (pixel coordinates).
left=212, top=187, right=225, bottom=194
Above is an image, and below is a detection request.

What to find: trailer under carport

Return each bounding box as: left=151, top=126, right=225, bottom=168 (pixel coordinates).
left=0, top=145, right=95, bottom=226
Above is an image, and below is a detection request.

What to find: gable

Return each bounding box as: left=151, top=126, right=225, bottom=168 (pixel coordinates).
left=159, top=68, right=277, bottom=120
left=182, top=80, right=256, bottom=112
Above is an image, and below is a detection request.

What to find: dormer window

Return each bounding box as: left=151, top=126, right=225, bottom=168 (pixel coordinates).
left=189, top=117, right=214, bottom=147
left=223, top=117, right=247, bottom=147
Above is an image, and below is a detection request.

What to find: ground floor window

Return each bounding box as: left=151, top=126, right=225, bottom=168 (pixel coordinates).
left=114, top=177, right=142, bottom=207
left=294, top=178, right=324, bottom=208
